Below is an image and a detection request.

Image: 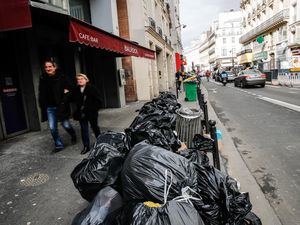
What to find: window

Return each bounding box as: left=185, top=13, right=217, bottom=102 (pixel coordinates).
left=223, top=38, right=226, bottom=44
left=293, top=3, right=297, bottom=22
left=232, top=37, right=235, bottom=43
left=222, top=49, right=227, bottom=56
left=231, top=48, right=236, bottom=55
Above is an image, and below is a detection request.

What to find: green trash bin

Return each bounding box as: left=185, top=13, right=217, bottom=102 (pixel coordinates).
left=184, top=81, right=197, bottom=101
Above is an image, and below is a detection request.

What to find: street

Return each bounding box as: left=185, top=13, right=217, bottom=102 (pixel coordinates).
left=203, top=80, right=300, bottom=225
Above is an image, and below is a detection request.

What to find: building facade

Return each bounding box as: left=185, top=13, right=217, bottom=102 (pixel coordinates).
left=198, top=11, right=243, bottom=72
left=199, top=32, right=211, bottom=72
left=116, top=0, right=183, bottom=101
left=215, top=11, right=243, bottom=70
left=239, top=0, right=291, bottom=78
left=0, top=0, right=155, bottom=140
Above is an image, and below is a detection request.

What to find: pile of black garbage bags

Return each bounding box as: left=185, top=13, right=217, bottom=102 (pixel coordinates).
left=71, top=92, right=261, bottom=225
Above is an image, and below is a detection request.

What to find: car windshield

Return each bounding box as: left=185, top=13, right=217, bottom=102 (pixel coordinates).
left=244, top=70, right=261, bottom=75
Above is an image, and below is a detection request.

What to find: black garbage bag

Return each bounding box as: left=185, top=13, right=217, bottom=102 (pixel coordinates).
left=193, top=134, right=214, bottom=152
left=94, top=131, right=130, bottom=154
left=237, top=212, right=262, bottom=225
left=72, top=187, right=123, bottom=225
left=130, top=200, right=205, bottom=225
left=122, top=141, right=198, bottom=203
left=195, top=165, right=252, bottom=225
left=126, top=121, right=181, bottom=152
left=71, top=143, right=125, bottom=201
left=130, top=111, right=177, bottom=130
left=178, top=148, right=210, bottom=167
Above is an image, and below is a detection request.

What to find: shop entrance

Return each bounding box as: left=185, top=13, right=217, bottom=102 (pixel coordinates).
left=0, top=34, right=28, bottom=138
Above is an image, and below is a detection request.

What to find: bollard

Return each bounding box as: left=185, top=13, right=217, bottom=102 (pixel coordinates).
left=203, top=102, right=210, bottom=133
left=209, top=120, right=221, bottom=170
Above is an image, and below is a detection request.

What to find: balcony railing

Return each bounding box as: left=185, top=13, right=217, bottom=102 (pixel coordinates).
left=149, top=17, right=156, bottom=30
left=267, top=0, right=274, bottom=7
left=240, top=9, right=289, bottom=44
left=157, top=26, right=163, bottom=37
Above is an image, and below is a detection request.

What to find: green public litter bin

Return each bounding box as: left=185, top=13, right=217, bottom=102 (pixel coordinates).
left=184, top=81, right=197, bottom=101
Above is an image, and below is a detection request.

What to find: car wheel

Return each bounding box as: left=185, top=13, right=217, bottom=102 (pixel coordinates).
left=261, top=83, right=265, bottom=88
left=241, top=80, right=246, bottom=88
left=234, top=81, right=238, bottom=87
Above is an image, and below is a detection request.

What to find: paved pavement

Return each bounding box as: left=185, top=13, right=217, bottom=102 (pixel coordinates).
left=203, top=80, right=299, bottom=225
left=0, top=101, right=145, bottom=225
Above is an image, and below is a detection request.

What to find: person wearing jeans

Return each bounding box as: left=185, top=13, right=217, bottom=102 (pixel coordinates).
left=47, top=107, right=76, bottom=148
left=71, top=73, right=101, bottom=154
left=38, top=60, right=76, bottom=152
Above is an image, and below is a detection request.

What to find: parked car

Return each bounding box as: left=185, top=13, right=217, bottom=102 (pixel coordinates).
left=234, top=69, right=266, bottom=88
left=215, top=71, right=236, bottom=82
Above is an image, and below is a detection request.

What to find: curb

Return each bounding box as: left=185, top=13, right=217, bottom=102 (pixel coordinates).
left=201, top=85, right=282, bottom=225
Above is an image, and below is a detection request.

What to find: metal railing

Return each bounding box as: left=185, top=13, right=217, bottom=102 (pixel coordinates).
left=157, top=26, right=163, bottom=37
left=240, top=9, right=289, bottom=44
left=278, top=72, right=300, bottom=87
left=149, top=17, right=156, bottom=30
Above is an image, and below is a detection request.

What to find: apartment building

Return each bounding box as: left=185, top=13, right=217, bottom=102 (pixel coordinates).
left=239, top=0, right=290, bottom=76
left=198, top=11, right=243, bottom=72
left=117, top=0, right=182, bottom=100
left=0, top=0, right=155, bottom=140
left=215, top=11, right=243, bottom=70
left=199, top=32, right=211, bottom=72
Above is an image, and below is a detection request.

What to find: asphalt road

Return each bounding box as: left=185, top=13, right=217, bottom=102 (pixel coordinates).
left=204, top=80, right=300, bottom=225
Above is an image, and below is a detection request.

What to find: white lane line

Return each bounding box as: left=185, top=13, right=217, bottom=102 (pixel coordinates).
left=266, top=85, right=281, bottom=88
left=258, top=97, right=300, bottom=112
left=252, top=93, right=257, bottom=96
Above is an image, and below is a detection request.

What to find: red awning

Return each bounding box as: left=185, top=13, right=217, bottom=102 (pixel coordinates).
left=0, top=0, right=32, bottom=32
left=69, top=19, right=155, bottom=60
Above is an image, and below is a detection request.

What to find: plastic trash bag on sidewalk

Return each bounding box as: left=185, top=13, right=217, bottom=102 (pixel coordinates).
left=71, top=143, right=124, bottom=201
left=122, top=141, right=198, bottom=203
left=193, top=134, right=214, bottom=152
left=72, top=187, right=123, bottom=225
left=129, top=200, right=205, bottom=225
left=94, top=131, right=130, bottom=155
left=195, top=165, right=252, bottom=225
left=126, top=122, right=181, bottom=152
left=178, top=148, right=209, bottom=167
left=238, top=212, right=262, bottom=225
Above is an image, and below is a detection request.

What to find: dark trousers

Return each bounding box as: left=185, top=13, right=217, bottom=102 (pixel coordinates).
left=79, top=118, right=100, bottom=147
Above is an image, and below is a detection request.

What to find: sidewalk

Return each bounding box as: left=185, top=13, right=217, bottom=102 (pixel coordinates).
left=0, top=101, right=145, bottom=225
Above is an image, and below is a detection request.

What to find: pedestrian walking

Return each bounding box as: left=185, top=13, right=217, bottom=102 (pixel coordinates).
left=71, top=73, right=101, bottom=154
left=205, top=70, right=211, bottom=82
left=175, top=71, right=183, bottom=91
left=38, top=60, right=76, bottom=153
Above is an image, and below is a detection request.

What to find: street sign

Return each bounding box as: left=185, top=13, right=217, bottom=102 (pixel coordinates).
left=256, top=36, right=264, bottom=44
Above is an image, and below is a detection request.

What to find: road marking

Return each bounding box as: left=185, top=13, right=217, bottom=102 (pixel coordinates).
left=266, top=85, right=281, bottom=88
left=258, top=97, right=300, bottom=112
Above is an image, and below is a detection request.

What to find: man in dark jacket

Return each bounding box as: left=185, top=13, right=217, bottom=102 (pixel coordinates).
left=38, top=60, right=76, bottom=152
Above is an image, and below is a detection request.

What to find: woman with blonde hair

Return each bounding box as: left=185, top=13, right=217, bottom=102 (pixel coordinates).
left=71, top=73, right=101, bottom=154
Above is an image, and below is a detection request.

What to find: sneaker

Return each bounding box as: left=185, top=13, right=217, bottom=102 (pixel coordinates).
left=53, top=145, right=64, bottom=153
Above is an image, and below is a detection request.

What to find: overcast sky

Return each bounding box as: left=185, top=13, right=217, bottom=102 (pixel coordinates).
left=180, top=0, right=240, bottom=48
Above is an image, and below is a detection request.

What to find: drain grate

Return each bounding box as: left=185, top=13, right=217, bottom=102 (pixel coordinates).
left=20, top=173, right=50, bottom=187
